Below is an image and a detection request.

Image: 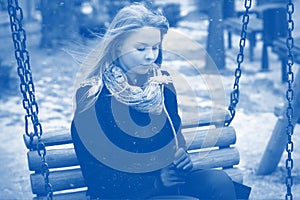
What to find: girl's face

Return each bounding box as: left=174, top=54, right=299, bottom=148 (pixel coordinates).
left=117, top=27, right=161, bottom=74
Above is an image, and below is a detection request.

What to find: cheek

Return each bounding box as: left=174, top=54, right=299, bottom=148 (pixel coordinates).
left=120, top=51, right=144, bottom=67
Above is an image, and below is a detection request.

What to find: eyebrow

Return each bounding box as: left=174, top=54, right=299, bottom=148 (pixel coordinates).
left=136, top=42, right=161, bottom=46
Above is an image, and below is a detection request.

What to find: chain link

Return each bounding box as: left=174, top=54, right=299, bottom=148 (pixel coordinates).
left=285, top=1, right=295, bottom=199
left=7, top=0, right=53, bottom=199
left=225, top=0, right=252, bottom=126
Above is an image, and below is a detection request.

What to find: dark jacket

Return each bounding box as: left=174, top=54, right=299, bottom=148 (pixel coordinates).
left=71, top=80, right=186, bottom=199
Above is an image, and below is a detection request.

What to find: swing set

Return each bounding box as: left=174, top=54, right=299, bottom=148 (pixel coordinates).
left=6, top=0, right=297, bottom=199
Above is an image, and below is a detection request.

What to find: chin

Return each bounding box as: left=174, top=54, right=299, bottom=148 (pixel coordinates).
left=134, top=67, right=149, bottom=74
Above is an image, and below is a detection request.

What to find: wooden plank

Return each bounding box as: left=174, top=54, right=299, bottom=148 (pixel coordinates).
left=30, top=168, right=86, bottom=195
left=181, top=110, right=230, bottom=128
left=27, top=148, right=78, bottom=171
left=33, top=193, right=199, bottom=200
left=24, top=110, right=230, bottom=149
left=28, top=127, right=236, bottom=171
left=25, top=110, right=241, bottom=198
left=272, top=38, right=300, bottom=63
left=223, top=17, right=263, bottom=33
left=31, top=167, right=242, bottom=197
left=190, top=147, right=240, bottom=170
left=272, top=38, right=300, bottom=53
left=30, top=148, right=239, bottom=195
left=271, top=37, right=300, bottom=82
left=33, top=191, right=87, bottom=200
left=32, top=168, right=243, bottom=200
left=223, top=16, right=263, bottom=62
left=23, top=129, right=73, bottom=149
left=184, top=126, right=236, bottom=149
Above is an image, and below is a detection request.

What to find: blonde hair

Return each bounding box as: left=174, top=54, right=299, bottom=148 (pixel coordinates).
left=74, top=3, right=169, bottom=113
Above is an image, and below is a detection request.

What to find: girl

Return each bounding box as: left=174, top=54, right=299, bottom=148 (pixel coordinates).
left=71, top=3, right=249, bottom=199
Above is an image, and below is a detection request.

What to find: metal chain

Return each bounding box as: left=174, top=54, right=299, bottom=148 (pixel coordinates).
left=285, top=1, right=295, bottom=199
left=225, top=0, right=252, bottom=126
left=7, top=0, right=53, bottom=199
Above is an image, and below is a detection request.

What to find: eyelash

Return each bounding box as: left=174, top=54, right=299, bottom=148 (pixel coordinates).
left=137, top=46, right=159, bottom=51
left=137, top=47, right=145, bottom=51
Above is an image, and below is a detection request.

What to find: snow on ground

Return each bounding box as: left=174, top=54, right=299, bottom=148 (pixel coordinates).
left=1, top=1, right=300, bottom=199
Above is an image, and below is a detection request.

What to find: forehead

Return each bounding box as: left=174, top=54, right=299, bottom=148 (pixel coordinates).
left=123, top=27, right=161, bottom=45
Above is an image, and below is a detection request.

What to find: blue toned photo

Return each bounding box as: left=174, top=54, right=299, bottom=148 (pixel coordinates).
left=0, top=0, right=299, bottom=199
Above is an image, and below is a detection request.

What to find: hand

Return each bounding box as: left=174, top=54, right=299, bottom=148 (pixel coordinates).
left=173, top=148, right=193, bottom=171
left=160, top=164, right=185, bottom=187
left=159, top=148, right=193, bottom=187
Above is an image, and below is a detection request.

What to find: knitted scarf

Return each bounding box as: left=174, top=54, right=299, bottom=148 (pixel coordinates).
left=103, top=64, right=172, bottom=115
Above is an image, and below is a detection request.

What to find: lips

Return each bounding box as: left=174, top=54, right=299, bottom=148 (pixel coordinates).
left=136, top=64, right=150, bottom=70
left=140, top=64, right=151, bottom=67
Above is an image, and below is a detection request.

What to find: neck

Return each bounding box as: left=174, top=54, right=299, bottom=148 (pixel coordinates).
left=126, top=71, right=149, bottom=87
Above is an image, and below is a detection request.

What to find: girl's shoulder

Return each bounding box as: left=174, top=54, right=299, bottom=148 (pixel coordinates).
left=74, top=78, right=103, bottom=112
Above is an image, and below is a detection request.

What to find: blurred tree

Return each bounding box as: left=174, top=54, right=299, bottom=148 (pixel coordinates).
left=104, top=0, right=129, bottom=22
left=75, top=0, right=109, bottom=38
left=19, top=0, right=36, bottom=21
left=194, top=0, right=226, bottom=70
left=161, top=3, right=181, bottom=27
left=223, top=0, right=235, bottom=19
left=206, top=0, right=225, bottom=70
left=40, top=0, right=77, bottom=48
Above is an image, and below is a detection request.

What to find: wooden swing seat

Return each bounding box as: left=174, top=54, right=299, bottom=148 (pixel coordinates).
left=24, top=110, right=243, bottom=200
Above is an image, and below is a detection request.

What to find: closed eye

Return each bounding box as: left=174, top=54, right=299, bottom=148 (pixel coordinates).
left=136, top=47, right=146, bottom=51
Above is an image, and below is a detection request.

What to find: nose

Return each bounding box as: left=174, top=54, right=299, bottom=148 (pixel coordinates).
left=144, top=48, right=156, bottom=62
